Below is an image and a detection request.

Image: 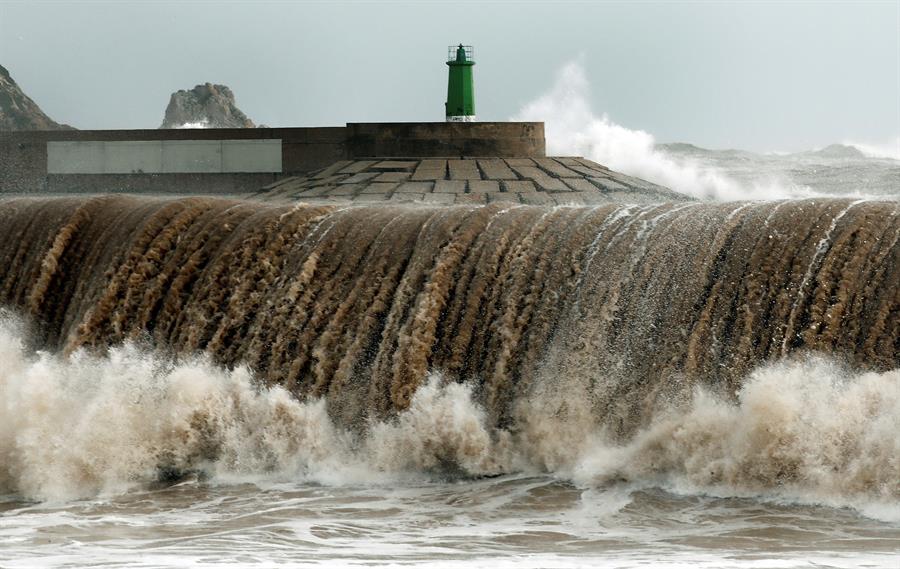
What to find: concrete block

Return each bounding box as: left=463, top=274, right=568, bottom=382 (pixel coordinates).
left=412, top=169, right=447, bottom=181
left=468, top=180, right=500, bottom=193
left=478, top=159, right=517, bottom=179
left=314, top=174, right=345, bottom=186
left=422, top=192, right=455, bottom=204
left=313, top=160, right=354, bottom=179
left=360, top=182, right=399, bottom=194
left=590, top=178, right=628, bottom=191
left=455, top=193, right=486, bottom=204
left=326, top=184, right=360, bottom=196
left=260, top=175, right=299, bottom=190
left=487, top=192, right=520, bottom=204
left=339, top=160, right=378, bottom=174
left=448, top=159, right=482, bottom=180
left=373, top=171, right=411, bottom=182
left=511, top=166, right=568, bottom=191
left=390, top=192, right=424, bottom=202
left=268, top=179, right=307, bottom=197
left=340, top=172, right=379, bottom=184
left=372, top=160, right=418, bottom=171
left=396, top=181, right=434, bottom=193
left=535, top=158, right=581, bottom=178
left=353, top=194, right=390, bottom=202
left=434, top=180, right=467, bottom=193
left=412, top=160, right=446, bottom=180
left=419, top=159, right=446, bottom=169
left=568, top=165, right=611, bottom=178
left=502, top=180, right=536, bottom=193
left=577, top=157, right=610, bottom=171
left=297, top=185, right=332, bottom=197
left=562, top=178, right=599, bottom=192
left=504, top=158, right=536, bottom=167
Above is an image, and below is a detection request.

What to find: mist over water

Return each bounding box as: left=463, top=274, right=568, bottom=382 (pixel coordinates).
left=514, top=62, right=900, bottom=201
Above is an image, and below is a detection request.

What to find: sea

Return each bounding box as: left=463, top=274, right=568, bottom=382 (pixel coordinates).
left=0, top=145, right=898, bottom=568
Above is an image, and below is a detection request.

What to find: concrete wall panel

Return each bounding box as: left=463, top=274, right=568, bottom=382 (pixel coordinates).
left=105, top=141, right=164, bottom=173
left=4, top=123, right=544, bottom=193
left=47, top=142, right=106, bottom=174
left=222, top=140, right=282, bottom=172
left=161, top=140, right=222, bottom=173
left=47, top=140, right=283, bottom=174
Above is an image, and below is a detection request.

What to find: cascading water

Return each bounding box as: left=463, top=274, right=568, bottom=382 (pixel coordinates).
left=0, top=195, right=898, bottom=566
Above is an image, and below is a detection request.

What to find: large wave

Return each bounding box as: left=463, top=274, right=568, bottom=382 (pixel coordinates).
left=1, top=315, right=897, bottom=522
left=0, top=196, right=896, bottom=519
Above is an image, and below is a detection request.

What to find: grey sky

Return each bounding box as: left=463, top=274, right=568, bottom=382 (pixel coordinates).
left=1, top=1, right=897, bottom=151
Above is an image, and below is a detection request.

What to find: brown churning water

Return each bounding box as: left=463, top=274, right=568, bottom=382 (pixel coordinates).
left=0, top=195, right=896, bottom=435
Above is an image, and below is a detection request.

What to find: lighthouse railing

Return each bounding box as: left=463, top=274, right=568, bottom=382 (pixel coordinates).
left=446, top=45, right=474, bottom=63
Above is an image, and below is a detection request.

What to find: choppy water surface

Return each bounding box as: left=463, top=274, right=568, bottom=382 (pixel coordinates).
left=2, top=477, right=899, bottom=568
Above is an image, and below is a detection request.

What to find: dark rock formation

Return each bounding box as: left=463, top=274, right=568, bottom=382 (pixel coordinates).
left=0, top=64, right=74, bottom=131
left=160, top=83, right=255, bottom=129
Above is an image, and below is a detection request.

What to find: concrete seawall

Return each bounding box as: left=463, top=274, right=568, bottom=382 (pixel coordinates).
left=0, top=122, right=544, bottom=194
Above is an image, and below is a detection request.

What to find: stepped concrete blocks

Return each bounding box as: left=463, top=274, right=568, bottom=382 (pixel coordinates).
left=250, top=156, right=689, bottom=206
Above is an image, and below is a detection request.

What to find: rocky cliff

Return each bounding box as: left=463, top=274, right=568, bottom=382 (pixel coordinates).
left=0, top=64, right=73, bottom=130
left=160, top=83, right=255, bottom=129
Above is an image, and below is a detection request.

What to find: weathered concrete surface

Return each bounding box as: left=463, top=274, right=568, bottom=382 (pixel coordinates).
left=47, top=140, right=282, bottom=174
left=252, top=157, right=688, bottom=205
left=346, top=122, right=544, bottom=159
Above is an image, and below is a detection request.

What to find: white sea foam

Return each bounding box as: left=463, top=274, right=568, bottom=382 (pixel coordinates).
left=844, top=136, right=900, bottom=160
left=1, top=316, right=897, bottom=521
left=513, top=62, right=823, bottom=201
left=174, top=120, right=210, bottom=129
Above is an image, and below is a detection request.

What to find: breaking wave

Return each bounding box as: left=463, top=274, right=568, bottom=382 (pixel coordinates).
left=844, top=137, right=900, bottom=161
left=0, top=195, right=896, bottom=520
left=513, top=62, right=892, bottom=200
left=1, top=316, right=897, bottom=522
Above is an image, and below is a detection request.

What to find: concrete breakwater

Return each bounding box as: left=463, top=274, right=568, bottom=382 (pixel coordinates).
left=0, top=122, right=544, bottom=194
left=251, top=157, right=686, bottom=205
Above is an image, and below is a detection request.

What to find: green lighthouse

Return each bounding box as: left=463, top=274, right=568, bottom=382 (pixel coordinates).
left=445, top=44, right=475, bottom=122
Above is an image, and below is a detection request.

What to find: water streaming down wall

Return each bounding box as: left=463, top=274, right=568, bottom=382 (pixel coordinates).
left=0, top=196, right=897, bottom=436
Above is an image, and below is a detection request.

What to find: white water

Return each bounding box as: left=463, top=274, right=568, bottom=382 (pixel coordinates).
left=174, top=120, right=210, bottom=129
left=1, top=314, right=899, bottom=566
left=514, top=62, right=899, bottom=201
left=844, top=136, right=900, bottom=160
left=1, top=316, right=898, bottom=517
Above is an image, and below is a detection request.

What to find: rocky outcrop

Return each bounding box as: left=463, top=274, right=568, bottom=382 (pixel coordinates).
left=0, top=64, right=74, bottom=130
left=160, top=83, right=255, bottom=129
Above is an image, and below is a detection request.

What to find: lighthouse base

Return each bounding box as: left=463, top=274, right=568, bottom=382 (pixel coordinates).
left=446, top=115, right=476, bottom=122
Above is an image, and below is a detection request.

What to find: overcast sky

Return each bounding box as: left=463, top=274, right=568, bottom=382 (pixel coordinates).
left=1, top=1, right=897, bottom=152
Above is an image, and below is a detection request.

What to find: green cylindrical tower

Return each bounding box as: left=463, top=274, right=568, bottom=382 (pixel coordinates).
left=445, top=44, right=475, bottom=122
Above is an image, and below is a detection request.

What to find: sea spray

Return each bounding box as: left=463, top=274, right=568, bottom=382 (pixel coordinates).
left=514, top=62, right=809, bottom=200
left=1, top=316, right=898, bottom=522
